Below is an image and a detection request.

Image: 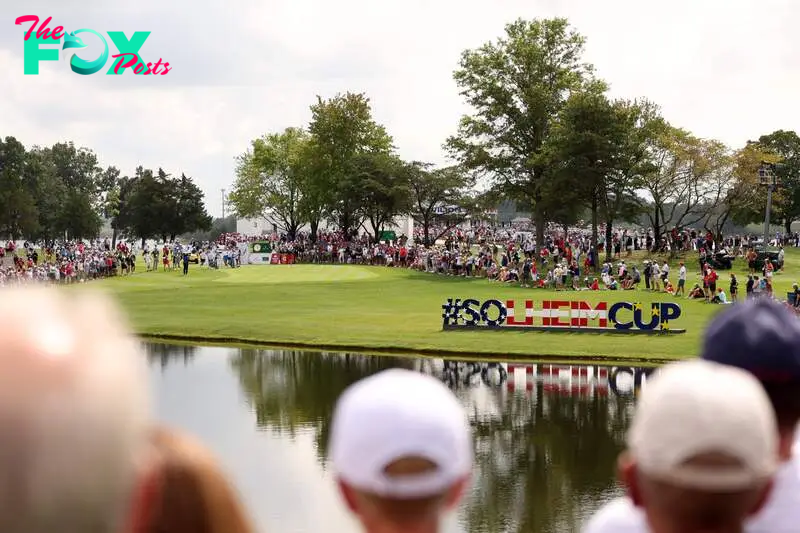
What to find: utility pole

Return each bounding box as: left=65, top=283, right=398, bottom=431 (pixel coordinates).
left=758, top=162, right=777, bottom=247
left=221, top=188, right=226, bottom=218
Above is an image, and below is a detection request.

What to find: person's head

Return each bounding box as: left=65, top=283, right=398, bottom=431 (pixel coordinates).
left=0, top=287, right=150, bottom=533
left=702, top=299, right=800, bottom=458
left=619, top=360, right=778, bottom=533
left=329, top=369, right=472, bottom=533
left=142, top=427, right=255, bottom=533
left=717, top=288, right=722, bottom=293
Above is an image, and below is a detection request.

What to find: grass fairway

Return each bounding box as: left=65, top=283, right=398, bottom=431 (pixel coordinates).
left=88, top=249, right=800, bottom=362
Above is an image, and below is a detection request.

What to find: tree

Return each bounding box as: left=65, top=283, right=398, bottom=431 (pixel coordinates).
left=446, top=18, right=597, bottom=247
left=124, top=167, right=165, bottom=244
left=0, top=137, right=39, bottom=239
left=756, top=130, right=800, bottom=233
left=122, top=168, right=211, bottom=243
left=546, top=89, right=633, bottom=259
left=353, top=153, right=410, bottom=242
left=57, top=191, right=102, bottom=239
left=229, top=127, right=310, bottom=240
left=700, top=146, right=752, bottom=244
left=25, top=146, right=66, bottom=241
left=111, top=175, right=138, bottom=242
left=295, top=139, right=328, bottom=242
left=728, top=142, right=780, bottom=227
left=640, top=129, right=724, bottom=251
left=407, top=164, right=475, bottom=246
left=599, top=99, right=663, bottom=260
left=308, top=92, right=394, bottom=238
left=171, top=172, right=212, bottom=240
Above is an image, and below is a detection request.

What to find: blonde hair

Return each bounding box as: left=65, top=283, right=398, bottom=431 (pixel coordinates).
left=146, top=426, right=256, bottom=533
left=0, top=287, right=150, bottom=533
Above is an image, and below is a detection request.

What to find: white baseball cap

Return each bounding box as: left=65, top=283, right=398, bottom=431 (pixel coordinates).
left=628, top=359, right=778, bottom=491
left=329, top=368, right=472, bottom=498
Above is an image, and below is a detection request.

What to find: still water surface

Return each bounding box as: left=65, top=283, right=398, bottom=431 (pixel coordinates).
left=147, top=343, right=655, bottom=533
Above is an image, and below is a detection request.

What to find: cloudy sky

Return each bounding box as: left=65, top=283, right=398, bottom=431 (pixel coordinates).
left=1, top=0, right=796, bottom=217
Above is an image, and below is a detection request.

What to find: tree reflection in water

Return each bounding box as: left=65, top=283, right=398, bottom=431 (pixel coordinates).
left=144, top=342, right=197, bottom=370
left=231, top=351, right=642, bottom=533
left=231, top=349, right=413, bottom=458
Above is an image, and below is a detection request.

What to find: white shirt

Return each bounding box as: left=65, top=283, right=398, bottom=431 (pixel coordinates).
left=582, top=454, right=800, bottom=533
left=679, top=266, right=687, bottom=280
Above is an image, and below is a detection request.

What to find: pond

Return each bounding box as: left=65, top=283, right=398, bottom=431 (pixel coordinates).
left=146, top=343, right=657, bottom=533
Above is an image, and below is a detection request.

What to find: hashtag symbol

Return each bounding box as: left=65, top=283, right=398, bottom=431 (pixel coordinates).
left=442, top=298, right=462, bottom=326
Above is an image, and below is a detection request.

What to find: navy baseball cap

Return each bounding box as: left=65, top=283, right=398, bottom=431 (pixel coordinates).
left=702, top=298, right=800, bottom=383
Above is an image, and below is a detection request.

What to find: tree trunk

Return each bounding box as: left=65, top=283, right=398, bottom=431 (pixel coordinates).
left=605, top=219, right=613, bottom=263
left=652, top=209, right=661, bottom=253
left=141, top=237, right=146, bottom=248
left=590, top=193, right=599, bottom=258
left=424, top=221, right=431, bottom=246
left=111, top=227, right=118, bottom=248
left=310, top=220, right=319, bottom=243
left=534, top=205, right=545, bottom=249
left=785, top=218, right=793, bottom=235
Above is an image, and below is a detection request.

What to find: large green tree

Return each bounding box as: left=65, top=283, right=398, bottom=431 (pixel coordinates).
left=446, top=18, right=596, bottom=246
left=407, top=163, right=475, bottom=246
left=546, top=90, right=633, bottom=257
left=308, top=92, right=393, bottom=238
left=352, top=152, right=410, bottom=242
left=171, top=172, right=212, bottom=240
left=639, top=127, right=724, bottom=249
left=229, top=127, right=310, bottom=240
left=757, top=130, right=800, bottom=233
left=121, top=167, right=211, bottom=243
left=0, top=136, right=39, bottom=239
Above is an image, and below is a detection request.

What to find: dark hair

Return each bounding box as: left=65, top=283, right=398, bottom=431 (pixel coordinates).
left=761, top=382, right=800, bottom=432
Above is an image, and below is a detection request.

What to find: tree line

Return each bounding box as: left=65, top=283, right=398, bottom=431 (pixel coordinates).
left=228, top=94, right=486, bottom=246
left=0, top=137, right=212, bottom=244
left=230, top=17, right=800, bottom=255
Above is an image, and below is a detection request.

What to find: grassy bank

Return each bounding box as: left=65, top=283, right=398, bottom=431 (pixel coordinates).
left=86, top=249, right=799, bottom=361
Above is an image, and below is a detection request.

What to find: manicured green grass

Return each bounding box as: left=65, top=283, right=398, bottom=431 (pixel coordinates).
left=82, top=249, right=800, bottom=362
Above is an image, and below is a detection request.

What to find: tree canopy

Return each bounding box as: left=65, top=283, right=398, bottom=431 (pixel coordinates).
left=0, top=137, right=211, bottom=243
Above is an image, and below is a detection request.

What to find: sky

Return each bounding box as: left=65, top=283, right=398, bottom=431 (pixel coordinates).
left=1, top=0, right=798, bottom=217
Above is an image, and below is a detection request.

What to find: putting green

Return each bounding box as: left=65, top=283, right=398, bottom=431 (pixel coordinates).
left=213, top=265, right=381, bottom=284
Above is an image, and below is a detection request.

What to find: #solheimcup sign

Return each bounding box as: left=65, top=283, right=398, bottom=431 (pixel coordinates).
left=441, top=298, right=685, bottom=334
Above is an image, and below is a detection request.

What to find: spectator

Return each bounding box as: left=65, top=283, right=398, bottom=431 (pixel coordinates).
left=144, top=426, right=256, bottom=533
left=0, top=287, right=151, bottom=533
left=329, top=369, right=472, bottom=533
left=585, top=359, right=777, bottom=533
left=711, top=287, right=729, bottom=304
left=584, top=298, right=800, bottom=533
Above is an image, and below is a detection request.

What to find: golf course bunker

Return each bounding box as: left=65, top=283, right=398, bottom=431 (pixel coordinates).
left=214, top=265, right=381, bottom=284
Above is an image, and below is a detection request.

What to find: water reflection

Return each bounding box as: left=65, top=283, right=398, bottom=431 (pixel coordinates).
left=145, top=342, right=197, bottom=369
left=231, top=350, right=414, bottom=456
left=150, top=345, right=656, bottom=533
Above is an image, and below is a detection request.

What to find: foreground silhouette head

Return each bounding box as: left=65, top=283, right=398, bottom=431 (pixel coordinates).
left=329, top=369, right=472, bottom=533
left=619, top=359, right=778, bottom=533
left=0, top=287, right=150, bottom=533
